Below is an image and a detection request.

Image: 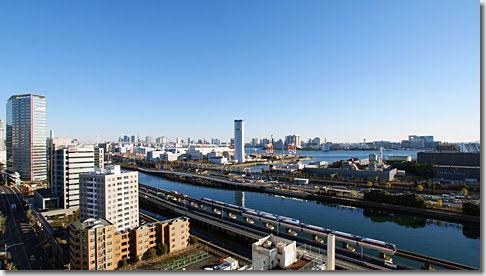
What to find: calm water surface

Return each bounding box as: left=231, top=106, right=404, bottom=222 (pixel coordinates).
left=133, top=150, right=480, bottom=269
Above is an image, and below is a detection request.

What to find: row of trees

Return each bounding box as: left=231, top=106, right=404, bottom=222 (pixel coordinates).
left=462, top=202, right=480, bottom=216
left=363, top=189, right=427, bottom=208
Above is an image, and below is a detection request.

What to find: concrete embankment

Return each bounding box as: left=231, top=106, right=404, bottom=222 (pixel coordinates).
left=122, top=163, right=479, bottom=225
left=231, top=157, right=314, bottom=167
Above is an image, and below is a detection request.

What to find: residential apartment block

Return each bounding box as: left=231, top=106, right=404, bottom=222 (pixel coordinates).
left=79, top=165, right=138, bottom=232
left=69, top=217, right=190, bottom=270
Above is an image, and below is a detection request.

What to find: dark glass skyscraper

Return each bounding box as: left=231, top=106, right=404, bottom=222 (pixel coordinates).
left=6, top=94, right=46, bottom=182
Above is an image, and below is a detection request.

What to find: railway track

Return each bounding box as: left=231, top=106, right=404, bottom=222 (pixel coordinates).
left=395, top=249, right=478, bottom=270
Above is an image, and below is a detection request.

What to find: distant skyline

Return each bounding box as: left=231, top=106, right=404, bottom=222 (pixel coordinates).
left=0, top=1, right=479, bottom=143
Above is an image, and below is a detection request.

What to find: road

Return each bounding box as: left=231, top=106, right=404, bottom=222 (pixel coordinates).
left=0, top=186, right=51, bottom=270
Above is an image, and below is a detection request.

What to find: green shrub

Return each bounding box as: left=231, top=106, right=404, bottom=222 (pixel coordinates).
left=462, top=202, right=480, bottom=216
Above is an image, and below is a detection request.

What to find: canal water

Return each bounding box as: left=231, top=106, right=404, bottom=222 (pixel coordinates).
left=133, top=150, right=480, bottom=269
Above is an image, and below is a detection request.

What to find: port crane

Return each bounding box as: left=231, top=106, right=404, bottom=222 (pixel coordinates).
left=264, top=135, right=274, bottom=154
left=198, top=137, right=205, bottom=148
left=288, top=135, right=297, bottom=156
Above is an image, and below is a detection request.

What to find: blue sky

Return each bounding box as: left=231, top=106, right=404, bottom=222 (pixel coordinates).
left=0, top=0, right=479, bottom=143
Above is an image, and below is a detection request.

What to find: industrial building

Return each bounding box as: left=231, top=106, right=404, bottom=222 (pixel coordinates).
left=251, top=234, right=330, bottom=270
left=417, top=152, right=480, bottom=183
left=304, top=154, right=397, bottom=181
left=401, top=135, right=435, bottom=149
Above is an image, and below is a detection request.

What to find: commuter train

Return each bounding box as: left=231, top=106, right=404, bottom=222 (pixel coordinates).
left=200, top=197, right=396, bottom=255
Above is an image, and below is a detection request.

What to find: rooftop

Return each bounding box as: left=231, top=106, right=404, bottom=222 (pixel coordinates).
left=7, top=94, right=45, bottom=102
left=71, top=218, right=112, bottom=230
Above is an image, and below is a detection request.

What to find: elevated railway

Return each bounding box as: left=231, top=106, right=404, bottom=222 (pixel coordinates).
left=139, top=184, right=478, bottom=270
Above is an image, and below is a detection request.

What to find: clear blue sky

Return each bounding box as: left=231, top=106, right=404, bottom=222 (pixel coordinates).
left=0, top=0, right=479, bottom=144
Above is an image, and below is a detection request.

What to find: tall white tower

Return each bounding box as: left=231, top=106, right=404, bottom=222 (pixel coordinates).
left=234, top=119, right=245, bottom=163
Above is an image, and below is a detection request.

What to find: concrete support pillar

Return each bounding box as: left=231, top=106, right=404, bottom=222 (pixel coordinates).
left=327, top=234, right=335, bottom=270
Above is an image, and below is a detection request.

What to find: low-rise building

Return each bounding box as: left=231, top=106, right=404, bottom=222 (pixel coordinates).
left=252, top=234, right=297, bottom=270
left=68, top=218, right=117, bottom=270
left=69, top=216, right=190, bottom=270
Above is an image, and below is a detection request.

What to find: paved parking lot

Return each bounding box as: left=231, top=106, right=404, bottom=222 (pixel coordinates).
left=179, top=255, right=222, bottom=270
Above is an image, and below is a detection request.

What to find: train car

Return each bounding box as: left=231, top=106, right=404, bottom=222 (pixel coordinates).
left=358, top=238, right=397, bottom=255
left=200, top=197, right=397, bottom=255
left=260, top=214, right=281, bottom=225
left=300, top=225, right=332, bottom=238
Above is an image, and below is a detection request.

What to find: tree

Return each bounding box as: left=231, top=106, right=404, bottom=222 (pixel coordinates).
left=367, top=181, right=373, bottom=187
left=132, top=255, right=140, bottom=264
left=156, top=243, right=169, bottom=256
left=416, top=185, right=423, bottom=192
left=385, top=182, right=391, bottom=189
left=189, top=235, right=198, bottom=245
left=143, top=248, right=157, bottom=260
left=436, top=200, right=443, bottom=208
left=463, top=202, right=480, bottom=216
left=461, top=188, right=468, bottom=196
left=118, top=258, right=128, bottom=268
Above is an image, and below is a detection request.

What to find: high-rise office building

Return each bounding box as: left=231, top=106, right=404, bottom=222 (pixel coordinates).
left=79, top=165, right=138, bottom=232
left=234, top=119, right=245, bottom=163
left=48, top=134, right=104, bottom=210
left=251, top=138, right=258, bottom=147
left=285, top=135, right=301, bottom=149
left=6, top=94, right=47, bottom=182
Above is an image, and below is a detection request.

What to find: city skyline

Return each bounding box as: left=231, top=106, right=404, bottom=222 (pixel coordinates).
left=0, top=0, right=479, bottom=143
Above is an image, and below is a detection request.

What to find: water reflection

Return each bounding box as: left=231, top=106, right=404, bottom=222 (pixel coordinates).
left=462, top=225, right=480, bottom=239
left=363, top=210, right=427, bottom=229
left=235, top=191, right=246, bottom=207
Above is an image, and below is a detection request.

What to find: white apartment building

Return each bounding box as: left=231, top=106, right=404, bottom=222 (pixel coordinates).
left=48, top=135, right=104, bottom=210
left=79, top=165, right=139, bottom=232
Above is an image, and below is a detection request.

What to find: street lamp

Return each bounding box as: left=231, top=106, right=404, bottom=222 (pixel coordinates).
left=4, top=242, right=23, bottom=263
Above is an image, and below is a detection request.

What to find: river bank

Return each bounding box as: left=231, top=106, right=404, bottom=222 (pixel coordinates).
left=231, top=157, right=314, bottom=167
left=123, top=164, right=479, bottom=225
